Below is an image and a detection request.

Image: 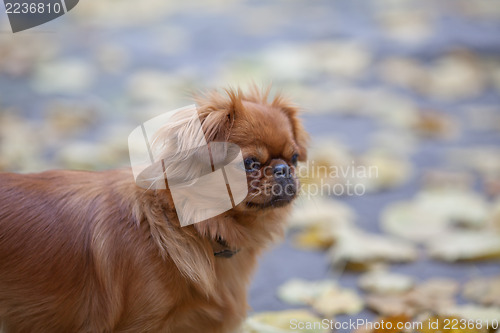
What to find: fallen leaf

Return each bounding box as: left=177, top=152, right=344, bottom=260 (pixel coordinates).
left=370, top=130, right=417, bottom=156
left=448, top=146, right=500, bottom=179
left=412, top=110, right=459, bottom=139
left=378, top=56, right=425, bottom=90
left=44, top=99, right=99, bottom=135
left=376, top=9, right=433, bottom=44
left=406, top=278, right=460, bottom=313
left=277, top=279, right=363, bottom=317
left=32, top=59, right=96, bottom=95
left=288, top=197, right=355, bottom=230
left=421, top=169, right=474, bottom=191
left=299, top=138, right=353, bottom=189
left=277, top=279, right=337, bottom=306
left=365, top=294, right=413, bottom=317
left=441, top=305, right=500, bottom=328
left=312, top=287, right=363, bottom=317
left=381, top=189, right=489, bottom=243
left=288, top=197, right=355, bottom=250
left=379, top=52, right=486, bottom=101
left=0, top=111, right=46, bottom=172
left=293, top=226, right=337, bottom=250
left=359, top=270, right=414, bottom=294
left=365, top=278, right=459, bottom=317
left=94, top=43, right=130, bottom=74
left=126, top=70, right=189, bottom=107
left=358, top=150, right=413, bottom=192
left=329, top=229, right=418, bottom=270
left=463, top=275, right=500, bottom=307
left=426, top=231, right=500, bottom=262
left=0, top=35, right=58, bottom=76
left=241, top=310, right=328, bottom=333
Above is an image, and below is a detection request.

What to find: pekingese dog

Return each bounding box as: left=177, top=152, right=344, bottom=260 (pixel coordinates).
left=0, top=87, right=308, bottom=332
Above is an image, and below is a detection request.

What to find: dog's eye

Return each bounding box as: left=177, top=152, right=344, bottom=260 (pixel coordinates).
left=244, top=158, right=261, bottom=172
left=291, top=154, right=299, bottom=166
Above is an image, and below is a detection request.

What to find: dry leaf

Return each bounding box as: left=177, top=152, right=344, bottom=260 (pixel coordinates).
left=365, top=278, right=459, bottom=317
left=376, top=9, right=433, bottom=43
left=370, top=130, right=417, bottom=156
left=288, top=197, right=355, bottom=250
left=277, top=279, right=337, bottom=305
left=0, top=112, right=46, bottom=172
left=258, top=44, right=312, bottom=81
left=329, top=229, right=418, bottom=270
left=44, top=99, right=99, bottom=135
left=381, top=189, right=489, bottom=243
left=380, top=52, right=486, bottom=101
left=358, top=150, right=413, bottom=191
left=463, top=276, right=500, bottom=307
left=365, top=294, right=413, bottom=317
left=311, top=288, right=363, bottom=317
left=302, top=139, right=412, bottom=195
left=314, top=41, right=372, bottom=79
left=288, top=197, right=355, bottom=230
left=412, top=110, right=459, bottom=139
left=241, top=310, right=328, bottom=333
left=378, top=57, right=425, bottom=89
left=293, top=226, right=337, bottom=250
left=426, top=231, right=500, bottom=262
left=94, top=43, right=130, bottom=74
left=277, top=279, right=363, bottom=317
left=0, top=35, right=58, bottom=76
left=441, top=305, right=500, bottom=327
left=448, top=147, right=500, bottom=179
left=419, top=52, right=486, bottom=100
left=406, top=279, right=459, bottom=313
left=32, top=59, right=96, bottom=95
left=126, top=70, right=188, bottom=107
left=300, top=139, right=353, bottom=188
left=421, top=169, right=474, bottom=190
left=359, top=270, right=414, bottom=294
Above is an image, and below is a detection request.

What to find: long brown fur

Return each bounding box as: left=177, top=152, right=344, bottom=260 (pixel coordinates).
left=0, top=87, right=308, bottom=332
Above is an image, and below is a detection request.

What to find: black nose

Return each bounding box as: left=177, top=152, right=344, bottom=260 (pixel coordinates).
left=273, top=163, right=291, bottom=178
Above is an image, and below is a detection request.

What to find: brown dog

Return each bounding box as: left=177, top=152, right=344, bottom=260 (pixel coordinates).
left=0, top=87, right=308, bottom=332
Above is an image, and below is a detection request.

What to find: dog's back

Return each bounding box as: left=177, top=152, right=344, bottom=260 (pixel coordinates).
left=0, top=171, right=145, bottom=332
left=0, top=171, right=106, bottom=331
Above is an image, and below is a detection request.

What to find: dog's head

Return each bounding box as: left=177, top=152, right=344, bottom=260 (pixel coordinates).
left=196, top=87, right=308, bottom=214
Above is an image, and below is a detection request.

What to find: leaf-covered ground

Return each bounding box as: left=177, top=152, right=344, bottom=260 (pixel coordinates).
left=1, top=1, right=500, bottom=332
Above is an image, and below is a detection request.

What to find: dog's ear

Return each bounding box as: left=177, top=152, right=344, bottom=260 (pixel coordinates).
left=196, top=89, right=244, bottom=142
left=161, top=227, right=217, bottom=295
left=272, top=96, right=309, bottom=161
left=135, top=200, right=218, bottom=296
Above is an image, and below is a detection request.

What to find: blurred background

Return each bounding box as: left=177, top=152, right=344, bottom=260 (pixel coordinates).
left=1, top=0, right=500, bottom=332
